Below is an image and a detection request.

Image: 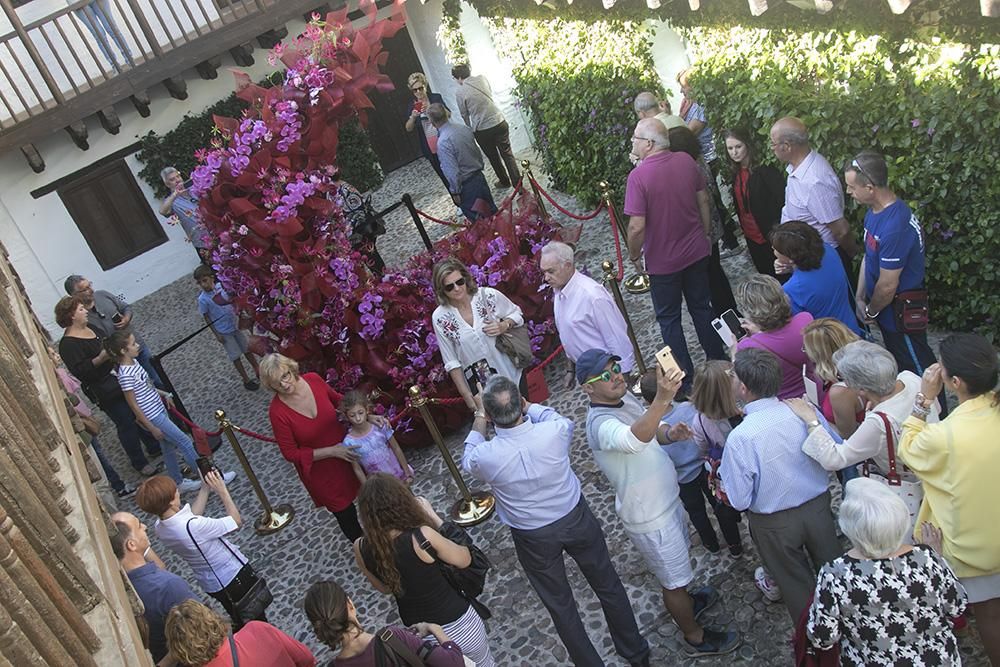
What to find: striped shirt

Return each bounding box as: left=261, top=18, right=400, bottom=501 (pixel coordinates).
left=781, top=150, right=845, bottom=246
left=718, top=397, right=834, bottom=514
left=116, top=362, right=164, bottom=419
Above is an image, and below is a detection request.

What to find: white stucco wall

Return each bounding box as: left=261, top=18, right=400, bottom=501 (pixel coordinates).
left=0, top=17, right=309, bottom=337
left=649, top=21, right=691, bottom=114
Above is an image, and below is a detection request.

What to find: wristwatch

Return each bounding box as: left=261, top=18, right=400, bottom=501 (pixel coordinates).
left=473, top=410, right=487, bottom=420
left=805, top=419, right=820, bottom=430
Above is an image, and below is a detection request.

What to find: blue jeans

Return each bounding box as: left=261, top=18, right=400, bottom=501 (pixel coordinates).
left=75, top=0, right=133, bottom=69
left=147, top=410, right=200, bottom=484
left=101, top=396, right=161, bottom=471
left=136, top=343, right=164, bottom=389
left=458, top=171, right=497, bottom=221
left=649, top=255, right=727, bottom=383
left=90, top=436, right=126, bottom=493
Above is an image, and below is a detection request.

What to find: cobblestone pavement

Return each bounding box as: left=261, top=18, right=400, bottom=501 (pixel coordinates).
left=98, top=153, right=989, bottom=665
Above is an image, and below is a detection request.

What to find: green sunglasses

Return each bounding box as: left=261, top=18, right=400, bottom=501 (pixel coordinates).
left=584, top=362, right=622, bottom=385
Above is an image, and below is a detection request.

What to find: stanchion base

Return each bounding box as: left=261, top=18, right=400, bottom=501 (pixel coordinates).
left=625, top=273, right=651, bottom=294
left=254, top=504, right=295, bottom=536
left=448, top=491, right=495, bottom=527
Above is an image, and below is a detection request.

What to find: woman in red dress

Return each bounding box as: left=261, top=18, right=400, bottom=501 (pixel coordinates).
left=262, top=353, right=384, bottom=541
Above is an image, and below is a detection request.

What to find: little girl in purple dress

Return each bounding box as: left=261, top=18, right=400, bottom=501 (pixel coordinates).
left=342, top=390, right=414, bottom=484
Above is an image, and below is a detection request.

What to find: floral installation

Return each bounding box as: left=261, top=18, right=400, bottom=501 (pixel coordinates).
left=186, top=2, right=567, bottom=441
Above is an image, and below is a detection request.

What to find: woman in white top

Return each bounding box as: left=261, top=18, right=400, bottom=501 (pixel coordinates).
left=430, top=258, right=524, bottom=412
left=786, top=340, right=939, bottom=480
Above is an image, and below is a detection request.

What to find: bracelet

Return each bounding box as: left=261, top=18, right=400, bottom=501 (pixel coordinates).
left=473, top=411, right=487, bottom=420
left=864, top=305, right=880, bottom=319
left=914, top=392, right=933, bottom=409
left=911, top=402, right=931, bottom=418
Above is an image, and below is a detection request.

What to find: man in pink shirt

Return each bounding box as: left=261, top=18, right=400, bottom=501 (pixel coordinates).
left=625, top=118, right=726, bottom=386
left=539, top=241, right=636, bottom=386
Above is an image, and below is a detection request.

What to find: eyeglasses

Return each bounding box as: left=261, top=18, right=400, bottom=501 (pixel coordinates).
left=443, top=277, right=467, bottom=292
left=411, top=86, right=425, bottom=92
left=631, top=136, right=652, bottom=144
left=584, top=363, right=622, bottom=385
left=851, top=158, right=878, bottom=187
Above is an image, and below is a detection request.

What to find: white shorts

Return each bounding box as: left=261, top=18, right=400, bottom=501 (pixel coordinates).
left=626, top=505, right=693, bottom=591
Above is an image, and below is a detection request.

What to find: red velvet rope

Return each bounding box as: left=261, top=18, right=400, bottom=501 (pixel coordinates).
left=230, top=424, right=279, bottom=443
left=527, top=175, right=604, bottom=220
left=168, top=406, right=224, bottom=437
left=536, top=343, right=565, bottom=370
left=413, top=207, right=470, bottom=228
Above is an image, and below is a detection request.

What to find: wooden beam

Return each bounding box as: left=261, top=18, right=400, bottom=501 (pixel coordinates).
left=96, top=107, right=121, bottom=135
left=64, top=122, right=88, bottom=150
left=130, top=91, right=151, bottom=118
left=162, top=75, right=188, bottom=101
left=194, top=56, right=222, bottom=80
left=256, top=26, right=289, bottom=49
left=20, top=145, right=43, bottom=174
left=229, top=43, right=255, bottom=67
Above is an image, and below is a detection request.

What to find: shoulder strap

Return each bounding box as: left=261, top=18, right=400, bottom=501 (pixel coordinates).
left=413, top=527, right=437, bottom=561
left=228, top=633, right=239, bottom=667
left=376, top=627, right=427, bottom=667
left=185, top=517, right=246, bottom=590
left=874, top=411, right=901, bottom=486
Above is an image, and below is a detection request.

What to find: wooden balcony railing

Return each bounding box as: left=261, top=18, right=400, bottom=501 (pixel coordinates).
left=0, top=0, right=325, bottom=156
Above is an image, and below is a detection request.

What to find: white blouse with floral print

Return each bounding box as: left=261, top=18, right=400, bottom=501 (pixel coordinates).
left=432, top=287, right=525, bottom=386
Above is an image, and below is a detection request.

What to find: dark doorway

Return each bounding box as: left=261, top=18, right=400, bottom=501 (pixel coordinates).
left=364, top=27, right=423, bottom=172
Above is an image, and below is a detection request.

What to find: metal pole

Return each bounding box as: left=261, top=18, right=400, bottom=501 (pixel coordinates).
left=520, top=160, right=549, bottom=220
left=214, top=409, right=294, bottom=535
left=402, top=193, right=433, bottom=252
left=408, top=385, right=495, bottom=527
left=599, top=181, right=649, bottom=294
left=602, top=260, right=647, bottom=376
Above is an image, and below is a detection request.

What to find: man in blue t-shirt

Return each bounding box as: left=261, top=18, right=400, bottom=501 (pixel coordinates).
left=844, top=152, right=944, bottom=411
left=111, top=511, right=198, bottom=665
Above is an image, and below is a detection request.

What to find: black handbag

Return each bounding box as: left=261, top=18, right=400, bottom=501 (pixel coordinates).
left=415, top=522, right=492, bottom=620
left=185, top=519, right=273, bottom=627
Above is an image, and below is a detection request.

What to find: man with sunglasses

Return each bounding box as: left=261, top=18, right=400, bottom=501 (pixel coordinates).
left=461, top=374, right=651, bottom=667
left=844, top=152, right=945, bottom=414
left=581, top=349, right=742, bottom=658
left=770, top=116, right=859, bottom=284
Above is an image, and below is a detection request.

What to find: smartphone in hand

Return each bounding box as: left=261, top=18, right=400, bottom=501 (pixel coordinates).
left=654, top=345, right=685, bottom=379
left=195, top=456, right=217, bottom=479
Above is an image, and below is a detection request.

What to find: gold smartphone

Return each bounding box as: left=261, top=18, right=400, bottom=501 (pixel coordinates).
left=654, top=345, right=685, bottom=379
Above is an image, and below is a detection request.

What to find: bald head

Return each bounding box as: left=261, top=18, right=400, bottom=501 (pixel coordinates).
left=637, top=118, right=670, bottom=149
left=770, top=117, right=809, bottom=146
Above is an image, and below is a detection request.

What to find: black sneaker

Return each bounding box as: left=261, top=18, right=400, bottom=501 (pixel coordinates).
left=116, top=484, right=137, bottom=498
left=690, top=585, right=720, bottom=621
left=683, top=625, right=741, bottom=658
left=244, top=379, right=261, bottom=391
left=704, top=542, right=721, bottom=554
left=729, top=543, right=744, bottom=557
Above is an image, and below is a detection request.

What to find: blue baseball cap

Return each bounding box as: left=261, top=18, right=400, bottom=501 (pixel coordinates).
left=576, top=349, right=621, bottom=385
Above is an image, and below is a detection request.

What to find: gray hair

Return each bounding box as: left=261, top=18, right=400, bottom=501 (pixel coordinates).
left=733, top=348, right=782, bottom=399
left=540, top=241, right=574, bottom=266
left=775, top=124, right=809, bottom=146
left=839, top=477, right=910, bottom=559
left=64, top=274, right=85, bottom=295
left=635, top=118, right=670, bottom=150
left=427, top=102, right=448, bottom=126
left=633, top=92, right=659, bottom=114
left=159, top=166, right=179, bottom=183
left=834, top=340, right=899, bottom=397
left=481, top=375, right=522, bottom=427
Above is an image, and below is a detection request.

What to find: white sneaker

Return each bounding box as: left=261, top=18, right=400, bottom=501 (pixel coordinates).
left=178, top=478, right=203, bottom=494
left=754, top=566, right=783, bottom=603
left=221, top=470, right=237, bottom=485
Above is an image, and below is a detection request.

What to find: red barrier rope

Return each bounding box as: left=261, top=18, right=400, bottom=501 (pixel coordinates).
left=427, top=396, right=468, bottom=406
left=413, top=206, right=471, bottom=228
left=606, top=203, right=625, bottom=282
left=168, top=406, right=223, bottom=437
left=535, top=344, right=565, bottom=370
left=230, top=424, right=279, bottom=443
left=528, top=176, right=604, bottom=221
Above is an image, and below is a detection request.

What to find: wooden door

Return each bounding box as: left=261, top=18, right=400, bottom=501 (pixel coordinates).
left=364, top=26, right=424, bottom=172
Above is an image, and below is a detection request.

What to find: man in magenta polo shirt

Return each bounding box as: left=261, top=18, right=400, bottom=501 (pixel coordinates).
left=625, top=118, right=726, bottom=387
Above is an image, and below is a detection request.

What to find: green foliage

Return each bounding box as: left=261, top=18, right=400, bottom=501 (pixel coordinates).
left=685, top=27, right=1000, bottom=335
left=137, top=86, right=384, bottom=199
left=488, top=18, right=662, bottom=206
left=437, top=0, right=469, bottom=65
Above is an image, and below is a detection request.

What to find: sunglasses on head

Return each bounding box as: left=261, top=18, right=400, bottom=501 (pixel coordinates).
left=851, top=157, right=878, bottom=186
left=584, top=363, right=622, bottom=385
left=444, top=277, right=467, bottom=292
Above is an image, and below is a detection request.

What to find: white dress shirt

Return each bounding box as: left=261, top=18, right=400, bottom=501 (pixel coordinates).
left=553, top=270, right=635, bottom=372
left=781, top=150, right=845, bottom=246
left=155, top=504, right=245, bottom=593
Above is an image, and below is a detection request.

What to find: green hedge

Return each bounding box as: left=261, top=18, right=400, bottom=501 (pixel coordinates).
left=488, top=18, right=661, bottom=206
left=137, top=84, right=384, bottom=200
left=685, top=27, right=999, bottom=335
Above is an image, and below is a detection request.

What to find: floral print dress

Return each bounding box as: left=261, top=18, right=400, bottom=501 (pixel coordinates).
left=432, top=287, right=525, bottom=386
left=807, top=545, right=967, bottom=666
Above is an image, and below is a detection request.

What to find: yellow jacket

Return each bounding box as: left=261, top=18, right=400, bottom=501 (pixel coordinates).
left=899, top=393, right=1000, bottom=579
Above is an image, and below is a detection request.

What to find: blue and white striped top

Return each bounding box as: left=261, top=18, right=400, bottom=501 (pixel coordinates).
left=116, top=362, right=164, bottom=419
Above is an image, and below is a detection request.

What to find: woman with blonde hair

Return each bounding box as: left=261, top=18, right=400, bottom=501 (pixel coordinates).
left=802, top=318, right=863, bottom=439
left=735, top=274, right=812, bottom=399
left=261, top=353, right=387, bottom=543
left=304, top=580, right=466, bottom=666
left=354, top=474, right=495, bottom=666
left=165, top=599, right=314, bottom=666
left=404, top=71, right=450, bottom=192
left=431, top=257, right=525, bottom=411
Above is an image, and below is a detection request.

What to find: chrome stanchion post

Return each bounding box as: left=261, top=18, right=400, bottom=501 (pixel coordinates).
left=602, top=259, right=647, bottom=376
left=521, top=159, right=549, bottom=220
left=599, top=180, right=650, bottom=295
left=214, top=410, right=294, bottom=536
left=408, top=385, right=495, bottom=527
